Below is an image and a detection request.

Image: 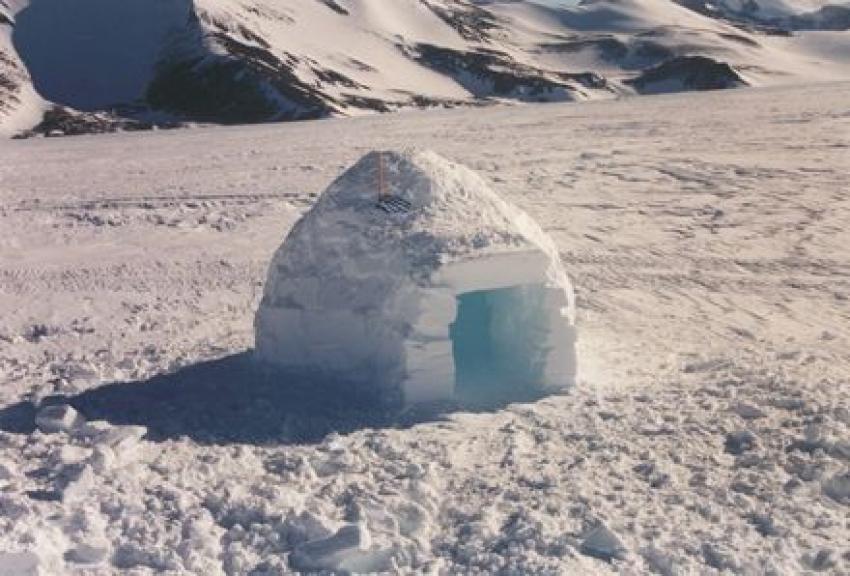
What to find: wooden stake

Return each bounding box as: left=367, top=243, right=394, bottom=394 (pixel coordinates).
left=378, top=152, right=387, bottom=199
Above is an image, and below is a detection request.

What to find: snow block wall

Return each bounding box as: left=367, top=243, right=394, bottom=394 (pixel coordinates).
left=255, top=149, right=576, bottom=406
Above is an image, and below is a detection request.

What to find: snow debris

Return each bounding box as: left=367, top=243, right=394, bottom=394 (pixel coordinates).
left=282, top=510, right=335, bottom=548
left=802, top=549, right=838, bottom=572
left=579, top=524, right=628, bottom=562
left=701, top=542, right=741, bottom=572
left=748, top=512, right=786, bottom=537
left=822, top=470, right=850, bottom=504
left=641, top=545, right=678, bottom=576
left=64, top=541, right=110, bottom=565
left=34, top=403, right=85, bottom=434
left=0, top=461, right=16, bottom=481
left=289, top=523, right=393, bottom=573
left=731, top=402, right=766, bottom=420
left=61, top=464, right=96, bottom=503
left=724, top=429, right=758, bottom=455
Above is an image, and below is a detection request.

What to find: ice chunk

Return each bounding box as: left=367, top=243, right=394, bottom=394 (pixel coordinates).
left=724, top=430, right=758, bottom=455
left=77, top=422, right=147, bottom=467
left=62, top=465, right=96, bottom=503
left=731, top=402, right=766, bottom=420
left=282, top=510, right=335, bottom=547
left=0, top=461, right=16, bottom=481
left=289, top=523, right=392, bottom=573
left=35, top=404, right=85, bottom=434
left=823, top=470, right=850, bottom=504
left=65, top=541, right=110, bottom=564
left=396, top=501, right=430, bottom=538
left=580, top=524, right=628, bottom=562
left=89, top=446, right=116, bottom=473
left=90, top=423, right=147, bottom=447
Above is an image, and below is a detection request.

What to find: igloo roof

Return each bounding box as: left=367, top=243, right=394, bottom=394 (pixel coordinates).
left=267, top=149, right=562, bottom=292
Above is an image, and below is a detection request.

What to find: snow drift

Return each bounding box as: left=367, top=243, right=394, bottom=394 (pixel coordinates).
left=255, top=149, right=576, bottom=406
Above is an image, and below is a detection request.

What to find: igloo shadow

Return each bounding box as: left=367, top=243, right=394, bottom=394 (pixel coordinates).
left=0, top=351, right=565, bottom=445
left=44, top=354, right=403, bottom=445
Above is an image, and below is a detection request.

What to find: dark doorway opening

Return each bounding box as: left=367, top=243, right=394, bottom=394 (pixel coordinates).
left=450, top=284, right=550, bottom=409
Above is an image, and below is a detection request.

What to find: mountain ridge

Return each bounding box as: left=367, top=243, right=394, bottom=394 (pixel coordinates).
left=1, top=0, right=848, bottom=137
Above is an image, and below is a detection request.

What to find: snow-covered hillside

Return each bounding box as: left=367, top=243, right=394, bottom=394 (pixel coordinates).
left=1, top=82, right=848, bottom=574
left=675, top=0, right=850, bottom=30
left=1, top=0, right=849, bottom=136
left=0, top=0, right=44, bottom=134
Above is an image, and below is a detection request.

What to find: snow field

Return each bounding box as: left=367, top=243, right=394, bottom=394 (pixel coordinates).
left=0, top=83, right=848, bottom=574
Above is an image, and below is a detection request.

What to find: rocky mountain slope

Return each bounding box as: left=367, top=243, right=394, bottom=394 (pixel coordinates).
left=1, top=0, right=848, bottom=136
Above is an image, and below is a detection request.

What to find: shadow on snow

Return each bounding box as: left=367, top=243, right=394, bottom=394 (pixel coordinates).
left=0, top=352, right=551, bottom=446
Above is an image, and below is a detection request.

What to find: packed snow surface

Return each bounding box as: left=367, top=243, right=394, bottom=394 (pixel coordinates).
left=0, top=83, right=849, bottom=574
left=255, top=149, right=576, bottom=406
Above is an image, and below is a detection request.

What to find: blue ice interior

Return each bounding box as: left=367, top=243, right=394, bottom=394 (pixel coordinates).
left=450, top=284, right=550, bottom=408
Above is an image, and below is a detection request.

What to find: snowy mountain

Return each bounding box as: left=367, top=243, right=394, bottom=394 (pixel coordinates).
left=1, top=0, right=849, bottom=136
left=675, top=0, right=850, bottom=30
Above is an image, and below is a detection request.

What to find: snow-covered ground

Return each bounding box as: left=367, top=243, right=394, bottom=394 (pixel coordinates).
left=0, top=82, right=848, bottom=574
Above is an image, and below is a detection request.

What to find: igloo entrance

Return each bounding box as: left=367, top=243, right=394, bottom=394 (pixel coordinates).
left=450, top=284, right=550, bottom=407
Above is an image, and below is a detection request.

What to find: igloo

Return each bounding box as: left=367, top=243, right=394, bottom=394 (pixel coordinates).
left=254, top=150, right=576, bottom=407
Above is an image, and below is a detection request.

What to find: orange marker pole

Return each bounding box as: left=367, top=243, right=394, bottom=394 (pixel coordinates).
left=378, top=152, right=386, bottom=200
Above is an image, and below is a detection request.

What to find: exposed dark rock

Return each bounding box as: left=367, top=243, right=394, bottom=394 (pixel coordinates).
left=311, top=65, right=365, bottom=90
left=424, top=2, right=500, bottom=43
left=339, top=94, right=392, bottom=112
left=0, top=48, right=23, bottom=121
left=404, top=92, right=484, bottom=110
left=316, top=0, right=348, bottom=16
left=717, top=32, right=760, bottom=47
left=146, top=56, right=280, bottom=124
left=146, top=17, right=340, bottom=124
left=539, top=36, right=678, bottom=71
left=414, top=43, right=591, bottom=101
left=236, top=24, right=271, bottom=49
left=0, top=70, right=16, bottom=93
left=15, top=106, right=171, bottom=138
left=626, top=56, right=746, bottom=94
left=214, top=36, right=340, bottom=118
left=563, top=71, right=607, bottom=90
left=347, top=58, right=376, bottom=73
left=539, top=36, right=629, bottom=61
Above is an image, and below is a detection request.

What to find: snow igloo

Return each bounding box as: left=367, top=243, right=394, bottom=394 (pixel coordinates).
left=255, top=150, right=576, bottom=407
